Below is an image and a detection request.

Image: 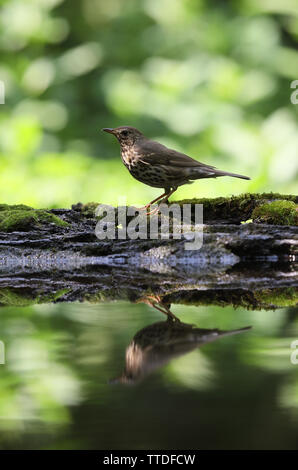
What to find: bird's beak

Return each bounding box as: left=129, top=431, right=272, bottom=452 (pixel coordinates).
left=102, top=128, right=115, bottom=134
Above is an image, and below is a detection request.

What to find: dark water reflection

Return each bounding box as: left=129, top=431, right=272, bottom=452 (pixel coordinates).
left=0, top=301, right=297, bottom=449
left=111, top=320, right=251, bottom=384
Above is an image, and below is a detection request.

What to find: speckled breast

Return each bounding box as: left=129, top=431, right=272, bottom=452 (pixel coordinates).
left=121, top=149, right=170, bottom=188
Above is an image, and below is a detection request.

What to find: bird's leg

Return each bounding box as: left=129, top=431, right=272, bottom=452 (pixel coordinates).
left=158, top=187, right=177, bottom=205
left=142, top=188, right=177, bottom=215
left=140, top=189, right=171, bottom=211
left=151, top=302, right=180, bottom=322
left=145, top=206, right=160, bottom=216
left=142, top=294, right=181, bottom=322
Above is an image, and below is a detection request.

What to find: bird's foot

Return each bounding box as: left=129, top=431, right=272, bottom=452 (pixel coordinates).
left=138, top=204, right=160, bottom=216
left=146, top=206, right=160, bottom=216
left=146, top=200, right=171, bottom=215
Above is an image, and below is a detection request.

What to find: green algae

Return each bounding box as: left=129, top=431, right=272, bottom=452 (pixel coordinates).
left=252, top=200, right=298, bottom=226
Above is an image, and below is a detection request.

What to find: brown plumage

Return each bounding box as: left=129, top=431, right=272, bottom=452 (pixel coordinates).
left=103, top=126, right=250, bottom=208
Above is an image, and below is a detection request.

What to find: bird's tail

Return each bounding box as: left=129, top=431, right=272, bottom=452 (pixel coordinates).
left=214, top=170, right=250, bottom=180
left=215, top=326, right=252, bottom=337
left=189, top=325, right=252, bottom=346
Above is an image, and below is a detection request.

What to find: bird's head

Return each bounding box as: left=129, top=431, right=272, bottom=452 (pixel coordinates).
left=102, top=126, right=144, bottom=146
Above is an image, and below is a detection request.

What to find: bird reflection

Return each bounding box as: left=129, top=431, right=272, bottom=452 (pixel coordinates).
left=111, top=318, right=251, bottom=384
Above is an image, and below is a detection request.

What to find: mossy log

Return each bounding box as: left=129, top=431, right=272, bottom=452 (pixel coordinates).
left=0, top=193, right=297, bottom=310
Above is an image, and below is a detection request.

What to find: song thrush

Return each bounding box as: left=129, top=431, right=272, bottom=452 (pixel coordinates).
left=111, top=319, right=251, bottom=384
left=102, top=126, right=250, bottom=209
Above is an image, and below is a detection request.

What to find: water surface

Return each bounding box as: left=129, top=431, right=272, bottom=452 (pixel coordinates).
left=0, top=301, right=297, bottom=449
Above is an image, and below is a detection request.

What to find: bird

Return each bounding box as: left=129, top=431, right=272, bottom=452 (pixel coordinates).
left=102, top=126, right=250, bottom=210
left=110, top=319, right=251, bottom=384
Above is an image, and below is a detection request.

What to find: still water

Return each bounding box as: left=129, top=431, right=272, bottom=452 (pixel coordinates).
left=0, top=301, right=297, bottom=449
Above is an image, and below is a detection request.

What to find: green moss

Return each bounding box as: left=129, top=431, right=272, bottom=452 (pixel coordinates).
left=175, top=193, right=298, bottom=223
left=0, top=204, right=33, bottom=212
left=254, top=288, right=298, bottom=307
left=82, top=202, right=100, bottom=216
left=0, top=205, right=69, bottom=231
left=252, top=200, right=298, bottom=226
left=83, top=291, right=104, bottom=303
left=176, top=192, right=298, bottom=206
left=72, top=193, right=298, bottom=225
left=0, top=288, right=69, bottom=307
left=165, top=287, right=298, bottom=310
left=84, top=288, right=132, bottom=303
left=72, top=201, right=100, bottom=218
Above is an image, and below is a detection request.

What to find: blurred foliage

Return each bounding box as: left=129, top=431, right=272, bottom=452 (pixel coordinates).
left=1, top=2, right=297, bottom=449
left=0, top=0, right=297, bottom=207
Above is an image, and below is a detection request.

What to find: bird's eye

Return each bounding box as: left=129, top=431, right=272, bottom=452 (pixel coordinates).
left=121, top=130, right=129, bottom=137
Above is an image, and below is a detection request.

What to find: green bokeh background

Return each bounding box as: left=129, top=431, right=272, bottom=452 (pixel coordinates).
left=0, top=0, right=297, bottom=208
left=0, top=1, right=298, bottom=448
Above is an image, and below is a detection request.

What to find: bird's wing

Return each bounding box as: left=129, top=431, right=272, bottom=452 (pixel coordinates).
left=137, top=139, right=216, bottom=170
